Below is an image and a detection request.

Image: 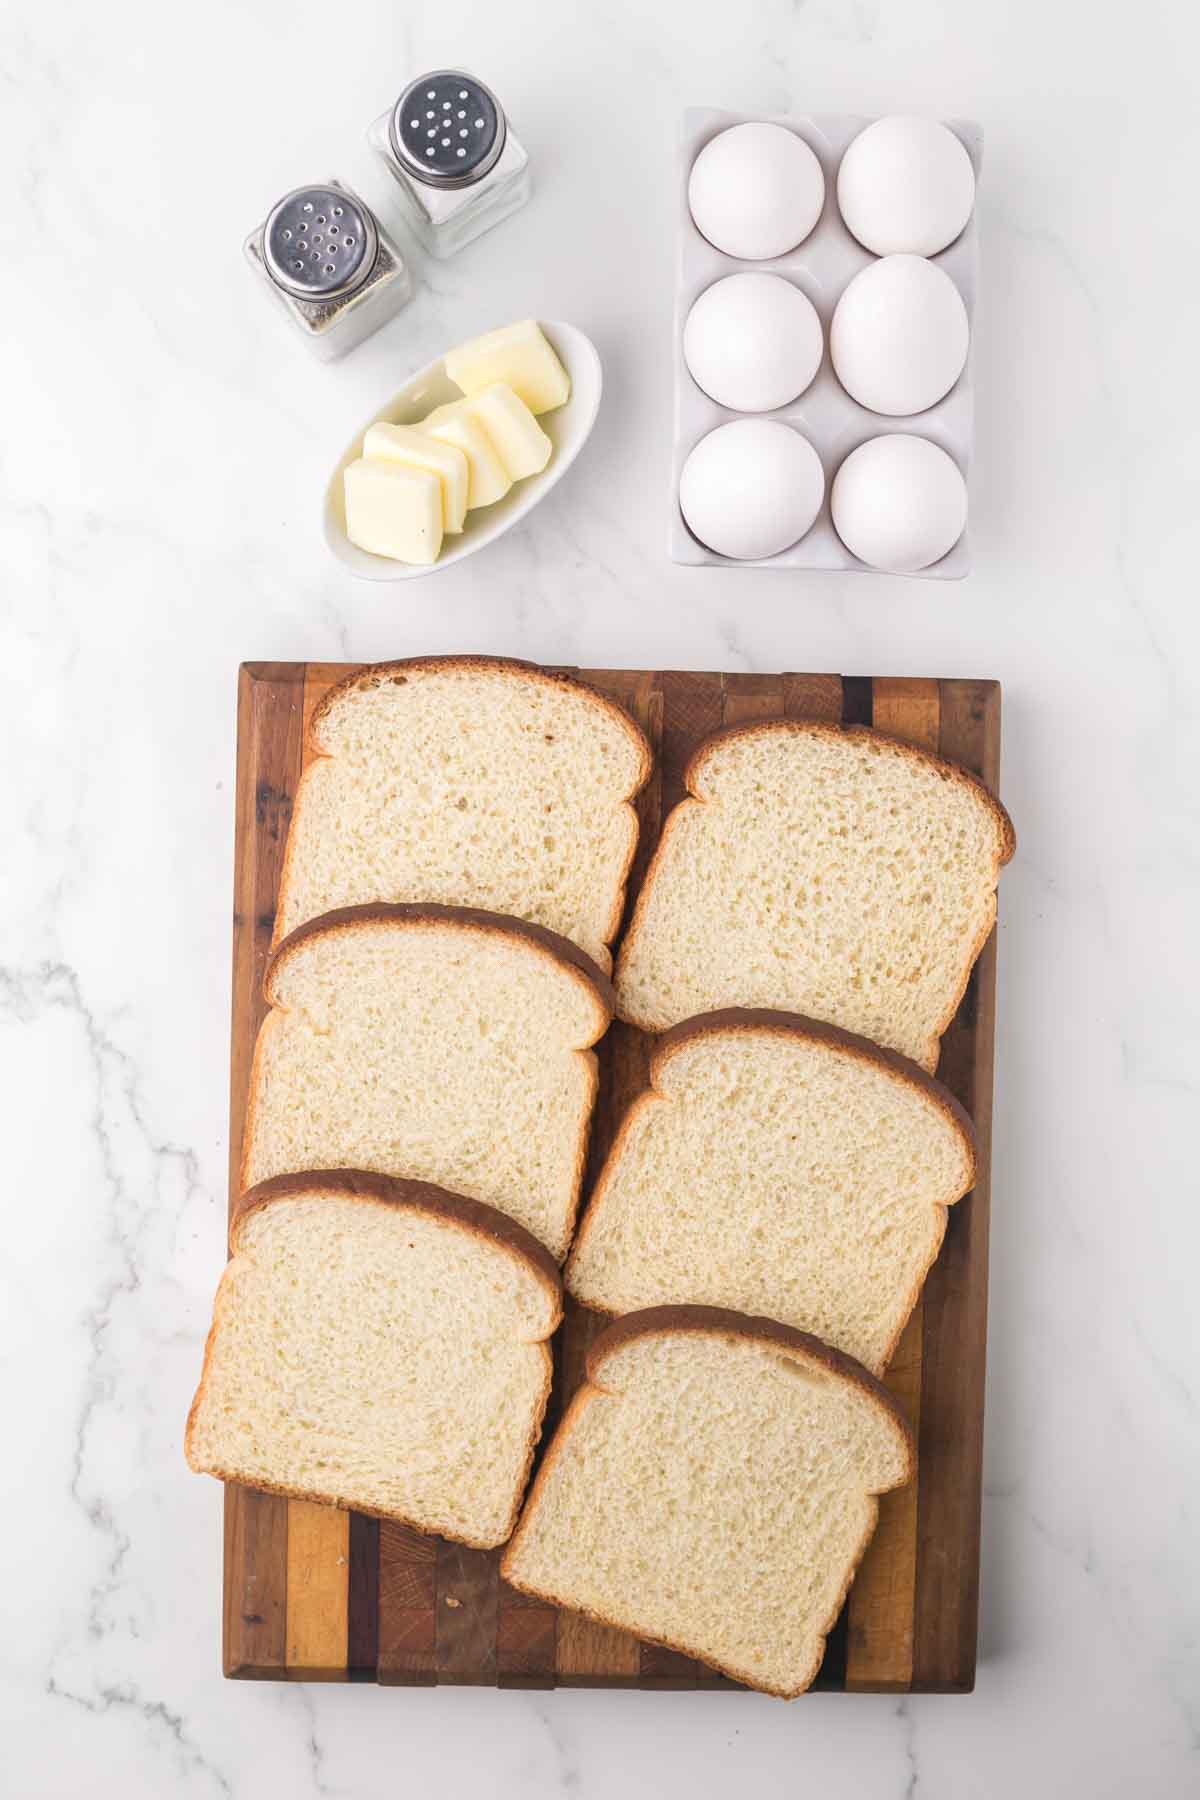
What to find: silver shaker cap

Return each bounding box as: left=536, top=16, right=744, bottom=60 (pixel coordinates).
left=389, top=70, right=507, bottom=189
left=262, top=184, right=378, bottom=301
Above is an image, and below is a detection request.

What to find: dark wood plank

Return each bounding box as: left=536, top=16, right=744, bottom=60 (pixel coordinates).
left=721, top=670, right=785, bottom=727
left=576, top=667, right=663, bottom=941
left=635, top=1641, right=698, bottom=1688
left=792, top=672, right=851, bottom=1695
left=844, top=678, right=941, bottom=1693
left=224, top=663, right=304, bottom=1678
left=348, top=1513, right=380, bottom=1680
left=782, top=672, right=843, bottom=722
left=840, top=674, right=874, bottom=726
left=497, top=1578, right=558, bottom=1688
left=437, top=1544, right=499, bottom=1686
left=222, top=1479, right=288, bottom=1680
left=910, top=680, right=1001, bottom=1693
left=812, top=671, right=875, bottom=1691
left=659, top=670, right=725, bottom=812
left=377, top=1520, right=437, bottom=1686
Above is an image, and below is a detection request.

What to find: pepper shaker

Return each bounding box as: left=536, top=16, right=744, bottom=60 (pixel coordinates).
left=244, top=180, right=412, bottom=361
left=368, top=70, right=531, bottom=259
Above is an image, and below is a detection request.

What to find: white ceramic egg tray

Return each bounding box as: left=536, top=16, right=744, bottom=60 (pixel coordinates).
left=670, top=108, right=982, bottom=578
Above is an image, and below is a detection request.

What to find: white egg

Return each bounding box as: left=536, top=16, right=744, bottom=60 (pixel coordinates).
left=679, top=419, right=824, bottom=561
left=837, top=116, right=975, bottom=257
left=831, top=434, right=966, bottom=572
left=683, top=273, right=823, bottom=413
left=831, top=255, right=968, bottom=416
left=688, top=122, right=825, bottom=261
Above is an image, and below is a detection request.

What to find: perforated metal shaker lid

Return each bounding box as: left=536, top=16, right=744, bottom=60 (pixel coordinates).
left=389, top=71, right=507, bottom=189
left=262, top=184, right=379, bottom=302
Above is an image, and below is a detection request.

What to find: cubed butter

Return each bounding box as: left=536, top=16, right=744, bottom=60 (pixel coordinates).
left=362, top=422, right=469, bottom=534
left=343, top=458, right=442, bottom=565
left=459, top=384, right=552, bottom=480
left=421, top=403, right=512, bottom=509
left=444, top=320, right=570, bottom=416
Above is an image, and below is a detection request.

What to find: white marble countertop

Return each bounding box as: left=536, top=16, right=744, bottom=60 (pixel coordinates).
left=4, top=0, right=1198, bottom=1793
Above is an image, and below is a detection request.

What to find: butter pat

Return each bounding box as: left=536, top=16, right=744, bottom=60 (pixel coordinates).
left=343, top=458, right=442, bottom=564
left=362, top=422, right=469, bottom=533
left=444, top=320, right=570, bottom=415
left=422, top=403, right=512, bottom=509
left=460, top=384, right=552, bottom=479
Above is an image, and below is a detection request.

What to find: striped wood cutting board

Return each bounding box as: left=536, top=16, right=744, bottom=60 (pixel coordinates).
left=224, top=663, right=1001, bottom=1693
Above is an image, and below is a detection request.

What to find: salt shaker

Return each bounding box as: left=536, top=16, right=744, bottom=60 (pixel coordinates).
left=368, top=70, right=531, bottom=259
left=244, top=181, right=412, bottom=361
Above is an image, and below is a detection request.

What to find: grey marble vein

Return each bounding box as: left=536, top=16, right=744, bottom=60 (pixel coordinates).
left=2, top=2, right=1199, bottom=1797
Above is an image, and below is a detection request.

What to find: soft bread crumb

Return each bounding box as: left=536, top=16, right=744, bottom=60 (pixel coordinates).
left=566, top=1013, right=975, bottom=1373
left=614, top=722, right=1013, bottom=1068
left=276, top=659, right=651, bottom=968
left=186, top=1181, right=559, bottom=1547
left=502, top=1310, right=912, bottom=1696
left=242, top=909, right=611, bottom=1260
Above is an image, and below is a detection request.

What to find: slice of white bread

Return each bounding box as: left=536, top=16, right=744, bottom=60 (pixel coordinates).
left=240, top=904, right=613, bottom=1260
left=186, top=1171, right=561, bottom=1546
left=566, top=1009, right=975, bottom=1375
left=502, top=1305, right=913, bottom=1696
left=614, top=720, right=1015, bottom=1070
left=273, top=657, right=652, bottom=970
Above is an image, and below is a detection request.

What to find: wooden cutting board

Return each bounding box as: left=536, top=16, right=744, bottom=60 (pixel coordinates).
left=224, top=662, right=1001, bottom=1693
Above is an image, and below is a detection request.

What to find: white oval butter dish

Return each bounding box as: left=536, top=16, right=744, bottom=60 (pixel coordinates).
left=324, top=320, right=601, bottom=580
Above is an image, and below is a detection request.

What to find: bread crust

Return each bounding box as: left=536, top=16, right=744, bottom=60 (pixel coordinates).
left=186, top=1170, right=561, bottom=1548
left=683, top=718, right=1016, bottom=865
left=308, top=654, right=651, bottom=777
left=584, top=1305, right=914, bottom=1441
left=230, top=1168, right=564, bottom=1306
left=274, top=655, right=653, bottom=958
left=263, top=900, right=616, bottom=1020
left=502, top=1304, right=914, bottom=1696
left=613, top=716, right=1015, bottom=1068
left=654, top=1006, right=977, bottom=1148
left=565, top=1007, right=976, bottom=1372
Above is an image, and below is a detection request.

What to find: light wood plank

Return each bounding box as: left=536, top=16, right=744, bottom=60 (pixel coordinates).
left=871, top=676, right=941, bottom=749
left=285, top=1501, right=349, bottom=1679
left=557, top=1610, right=643, bottom=1682
left=844, top=1308, right=923, bottom=1690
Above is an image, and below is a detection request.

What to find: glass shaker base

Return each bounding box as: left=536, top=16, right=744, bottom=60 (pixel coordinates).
left=368, top=111, right=531, bottom=259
